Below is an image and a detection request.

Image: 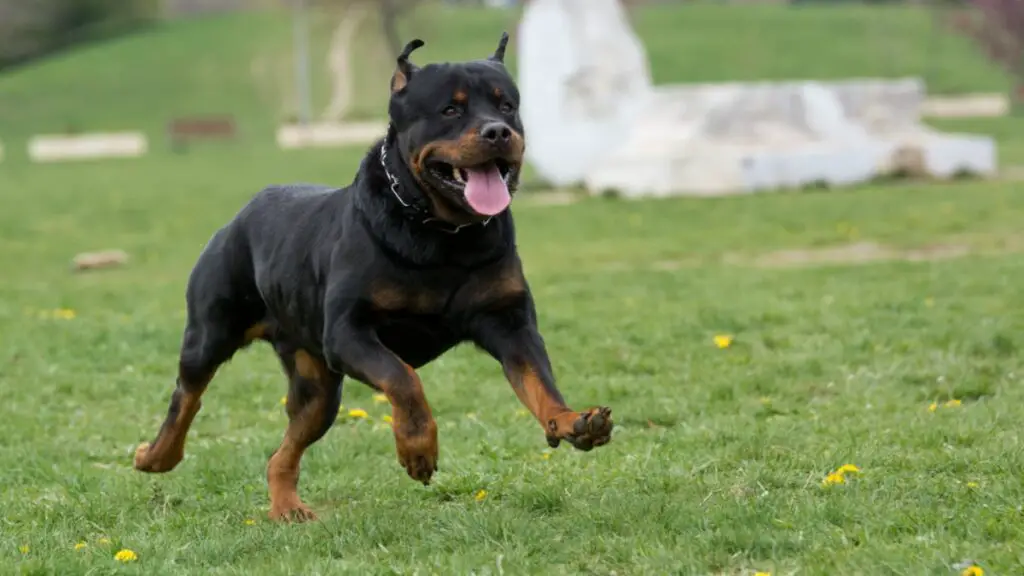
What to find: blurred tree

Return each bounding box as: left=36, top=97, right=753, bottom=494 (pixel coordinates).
left=0, top=0, right=157, bottom=70
left=305, top=0, right=425, bottom=121
left=949, top=0, right=1024, bottom=102
left=309, top=0, right=425, bottom=58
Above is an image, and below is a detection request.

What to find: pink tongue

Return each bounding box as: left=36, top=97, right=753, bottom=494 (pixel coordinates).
left=463, top=164, right=510, bottom=216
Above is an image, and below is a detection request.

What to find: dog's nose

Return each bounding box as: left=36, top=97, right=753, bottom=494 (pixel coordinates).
left=481, top=122, right=512, bottom=145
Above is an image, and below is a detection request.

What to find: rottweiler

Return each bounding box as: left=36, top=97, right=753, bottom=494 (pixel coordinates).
left=132, top=32, right=613, bottom=522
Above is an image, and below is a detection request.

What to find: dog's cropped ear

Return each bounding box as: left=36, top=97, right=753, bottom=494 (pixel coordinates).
left=488, top=32, right=509, bottom=64
left=392, top=38, right=425, bottom=94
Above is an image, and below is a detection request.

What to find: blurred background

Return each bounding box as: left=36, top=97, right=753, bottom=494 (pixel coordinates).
left=0, top=0, right=1020, bottom=167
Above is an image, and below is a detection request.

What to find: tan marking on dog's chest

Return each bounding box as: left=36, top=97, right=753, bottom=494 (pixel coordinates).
left=370, top=284, right=447, bottom=314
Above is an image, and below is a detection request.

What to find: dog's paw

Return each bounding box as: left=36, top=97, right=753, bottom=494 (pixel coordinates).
left=547, top=407, right=613, bottom=451
left=394, top=420, right=439, bottom=485
left=132, top=442, right=181, bottom=473
left=268, top=500, right=318, bottom=523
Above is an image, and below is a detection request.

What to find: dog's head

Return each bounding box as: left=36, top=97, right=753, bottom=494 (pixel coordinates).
left=387, top=33, right=524, bottom=223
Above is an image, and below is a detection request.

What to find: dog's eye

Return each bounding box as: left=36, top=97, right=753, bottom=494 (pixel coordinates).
left=442, top=105, right=459, bottom=117
left=499, top=102, right=515, bottom=115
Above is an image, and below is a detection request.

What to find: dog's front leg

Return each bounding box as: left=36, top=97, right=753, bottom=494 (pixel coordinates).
left=323, top=314, right=438, bottom=484
left=471, top=300, right=613, bottom=451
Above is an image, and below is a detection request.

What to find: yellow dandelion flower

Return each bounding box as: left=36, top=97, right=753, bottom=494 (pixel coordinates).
left=244, top=519, right=256, bottom=526
left=945, top=399, right=962, bottom=408
left=347, top=408, right=368, bottom=419
left=53, top=308, right=77, bottom=320
left=822, top=471, right=846, bottom=487
left=74, top=541, right=87, bottom=551
left=928, top=402, right=938, bottom=412
left=114, top=549, right=138, bottom=562
left=541, top=452, right=551, bottom=460
left=754, top=572, right=772, bottom=576
left=713, top=334, right=733, bottom=349
left=382, top=414, right=393, bottom=424
left=279, top=396, right=287, bottom=406
left=372, top=393, right=388, bottom=404
left=474, top=489, right=487, bottom=501
left=97, top=537, right=111, bottom=545
left=837, top=464, right=861, bottom=475
left=18, top=545, right=29, bottom=554
left=961, top=566, right=984, bottom=576
left=966, top=481, right=979, bottom=489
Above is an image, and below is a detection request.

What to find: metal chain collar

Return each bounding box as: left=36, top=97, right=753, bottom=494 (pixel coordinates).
left=379, top=142, right=490, bottom=234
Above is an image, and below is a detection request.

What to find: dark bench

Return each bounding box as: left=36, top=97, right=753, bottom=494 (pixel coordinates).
left=167, top=115, right=237, bottom=151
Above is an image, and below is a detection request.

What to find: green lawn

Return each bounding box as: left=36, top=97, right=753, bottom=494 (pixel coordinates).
left=1, top=145, right=1023, bottom=574
left=0, top=2, right=1009, bottom=154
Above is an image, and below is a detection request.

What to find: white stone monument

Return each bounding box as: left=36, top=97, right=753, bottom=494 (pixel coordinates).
left=517, top=0, right=653, bottom=188
left=517, top=0, right=998, bottom=197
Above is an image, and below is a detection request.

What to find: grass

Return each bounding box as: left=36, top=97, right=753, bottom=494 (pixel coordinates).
left=1, top=2, right=1022, bottom=572
left=0, top=2, right=1010, bottom=153
left=1, top=143, right=1024, bottom=574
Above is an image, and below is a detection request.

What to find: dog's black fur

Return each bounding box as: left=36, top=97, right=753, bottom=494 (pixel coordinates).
left=133, top=33, right=613, bottom=522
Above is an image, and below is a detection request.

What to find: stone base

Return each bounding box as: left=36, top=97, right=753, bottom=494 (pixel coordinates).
left=583, top=79, right=998, bottom=198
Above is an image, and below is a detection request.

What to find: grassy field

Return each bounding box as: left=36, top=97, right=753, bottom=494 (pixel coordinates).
left=0, top=2, right=1011, bottom=152
left=3, top=2, right=1024, bottom=574
left=2, top=143, right=1024, bottom=574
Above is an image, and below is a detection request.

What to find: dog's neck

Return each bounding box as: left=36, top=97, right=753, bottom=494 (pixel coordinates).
left=354, top=132, right=512, bottom=269
left=378, top=127, right=492, bottom=235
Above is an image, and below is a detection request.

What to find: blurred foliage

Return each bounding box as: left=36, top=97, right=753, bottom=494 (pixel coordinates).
left=0, top=0, right=159, bottom=71
left=948, top=0, right=1024, bottom=98
left=306, top=0, right=426, bottom=57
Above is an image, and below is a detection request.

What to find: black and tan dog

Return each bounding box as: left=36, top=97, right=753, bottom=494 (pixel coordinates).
left=132, top=33, right=613, bottom=521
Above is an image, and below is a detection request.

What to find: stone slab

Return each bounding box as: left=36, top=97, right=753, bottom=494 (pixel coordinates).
left=582, top=79, right=998, bottom=197
left=28, top=132, right=148, bottom=162
left=276, top=121, right=388, bottom=150
left=920, top=93, right=1010, bottom=118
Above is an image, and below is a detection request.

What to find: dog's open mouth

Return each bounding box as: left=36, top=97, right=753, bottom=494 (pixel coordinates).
left=429, top=159, right=514, bottom=216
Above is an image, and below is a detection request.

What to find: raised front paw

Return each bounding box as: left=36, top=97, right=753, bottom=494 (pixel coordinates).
left=547, top=407, right=613, bottom=451
left=393, top=419, right=439, bottom=485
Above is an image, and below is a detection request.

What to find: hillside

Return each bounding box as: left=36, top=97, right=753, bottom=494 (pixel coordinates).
left=0, top=3, right=1009, bottom=153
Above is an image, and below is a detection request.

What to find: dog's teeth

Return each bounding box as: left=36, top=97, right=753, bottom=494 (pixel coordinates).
left=454, top=169, right=467, bottom=183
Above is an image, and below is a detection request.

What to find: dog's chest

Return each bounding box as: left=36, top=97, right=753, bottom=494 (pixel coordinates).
left=369, top=284, right=449, bottom=316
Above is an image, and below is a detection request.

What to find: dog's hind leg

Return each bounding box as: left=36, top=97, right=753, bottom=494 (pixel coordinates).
left=266, top=343, right=343, bottom=522
left=133, top=310, right=249, bottom=473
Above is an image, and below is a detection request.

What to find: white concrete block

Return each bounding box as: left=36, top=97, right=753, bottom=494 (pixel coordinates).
left=28, top=132, right=148, bottom=162
left=920, top=93, right=1009, bottom=118
left=276, top=122, right=388, bottom=150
